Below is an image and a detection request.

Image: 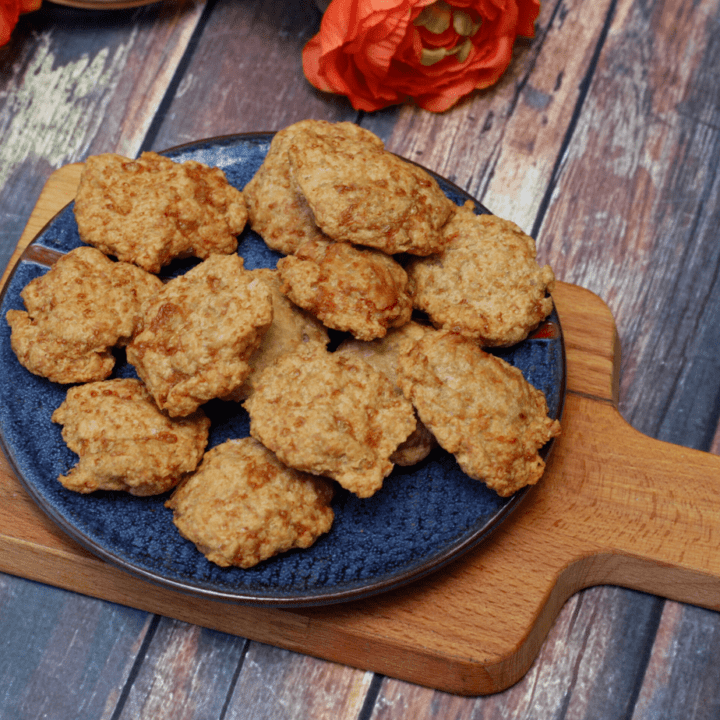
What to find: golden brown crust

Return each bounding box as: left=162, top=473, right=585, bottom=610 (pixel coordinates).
left=126, top=254, right=273, bottom=417
left=335, top=322, right=437, bottom=466
left=244, top=348, right=417, bottom=498
left=6, top=247, right=162, bottom=384
left=74, top=152, right=247, bottom=273
left=166, top=438, right=334, bottom=568
left=51, top=378, right=210, bottom=495
left=277, top=238, right=412, bottom=341
left=243, top=120, right=379, bottom=255
left=334, top=321, right=428, bottom=387
left=232, top=268, right=329, bottom=400
left=397, top=329, right=561, bottom=496
left=406, top=202, right=555, bottom=346
left=288, top=125, right=454, bottom=255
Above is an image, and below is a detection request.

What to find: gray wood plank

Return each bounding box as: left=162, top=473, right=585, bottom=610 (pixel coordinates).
left=632, top=601, right=720, bottom=719
left=538, top=0, right=720, bottom=445
left=0, top=576, right=151, bottom=720
left=223, top=642, right=374, bottom=720
left=148, top=0, right=357, bottom=151
left=513, top=0, right=720, bottom=716
left=114, top=617, right=247, bottom=720
left=0, top=3, right=368, bottom=719
left=370, top=0, right=720, bottom=717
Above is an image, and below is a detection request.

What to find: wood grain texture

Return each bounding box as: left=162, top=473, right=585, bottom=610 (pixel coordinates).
left=114, top=618, right=248, bottom=720
left=0, top=576, right=152, bottom=720
left=531, top=2, right=720, bottom=717
left=223, top=644, right=375, bottom=720
left=148, top=0, right=357, bottom=149
left=630, top=602, right=720, bottom=719
left=538, top=0, right=720, bottom=444
left=368, top=588, right=661, bottom=718
left=367, top=0, right=720, bottom=705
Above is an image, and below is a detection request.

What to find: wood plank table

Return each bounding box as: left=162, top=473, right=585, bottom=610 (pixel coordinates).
left=2, top=0, right=720, bottom=717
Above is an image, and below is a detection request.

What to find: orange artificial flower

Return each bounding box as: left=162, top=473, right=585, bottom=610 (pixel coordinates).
left=303, top=0, right=540, bottom=112
left=1, top=0, right=40, bottom=47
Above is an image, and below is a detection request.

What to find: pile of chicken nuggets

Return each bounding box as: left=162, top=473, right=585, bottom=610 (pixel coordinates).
left=5, top=120, right=561, bottom=569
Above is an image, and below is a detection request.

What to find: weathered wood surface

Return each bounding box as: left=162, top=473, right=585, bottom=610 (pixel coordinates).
left=1, top=0, right=720, bottom=716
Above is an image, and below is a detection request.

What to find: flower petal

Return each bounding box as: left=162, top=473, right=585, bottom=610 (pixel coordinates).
left=516, top=0, right=540, bottom=37
left=1, top=0, right=21, bottom=46
left=302, top=0, right=538, bottom=113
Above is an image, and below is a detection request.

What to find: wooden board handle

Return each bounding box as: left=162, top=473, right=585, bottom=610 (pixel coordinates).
left=535, top=284, right=720, bottom=609
left=540, top=397, right=720, bottom=607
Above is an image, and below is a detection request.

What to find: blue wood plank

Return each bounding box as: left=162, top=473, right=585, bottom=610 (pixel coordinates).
left=0, top=573, right=151, bottom=720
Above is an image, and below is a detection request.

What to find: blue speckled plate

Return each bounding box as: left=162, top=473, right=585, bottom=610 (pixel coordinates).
left=0, top=134, right=565, bottom=607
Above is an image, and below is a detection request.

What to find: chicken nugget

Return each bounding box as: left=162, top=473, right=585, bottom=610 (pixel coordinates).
left=277, top=238, right=412, bottom=341
left=51, top=378, right=210, bottom=495
left=244, top=120, right=382, bottom=255
left=244, top=348, right=417, bottom=498
left=74, top=152, right=247, bottom=273
left=6, top=247, right=162, bottom=384
left=127, top=254, right=273, bottom=417
left=407, top=202, right=555, bottom=346
left=397, top=329, right=561, bottom=497
left=232, top=268, right=329, bottom=400
left=288, top=124, right=454, bottom=255
left=166, top=438, right=334, bottom=568
left=335, top=321, right=436, bottom=466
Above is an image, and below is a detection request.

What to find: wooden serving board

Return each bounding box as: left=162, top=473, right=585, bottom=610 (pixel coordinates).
left=2, top=165, right=720, bottom=696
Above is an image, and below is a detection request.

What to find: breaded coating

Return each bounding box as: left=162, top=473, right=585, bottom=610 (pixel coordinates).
left=288, top=124, right=454, bottom=255
left=397, top=329, right=561, bottom=497
left=233, top=269, right=329, bottom=400
left=74, top=152, right=248, bottom=273
left=335, top=321, right=436, bottom=466
left=6, top=247, right=162, bottom=384
left=277, top=238, right=412, bottom=341
left=243, top=120, right=381, bottom=255
left=244, top=348, right=417, bottom=498
left=51, top=378, right=210, bottom=495
left=127, top=254, right=273, bottom=417
left=407, top=202, right=555, bottom=347
left=335, top=320, right=428, bottom=386
left=166, top=438, right=334, bottom=568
